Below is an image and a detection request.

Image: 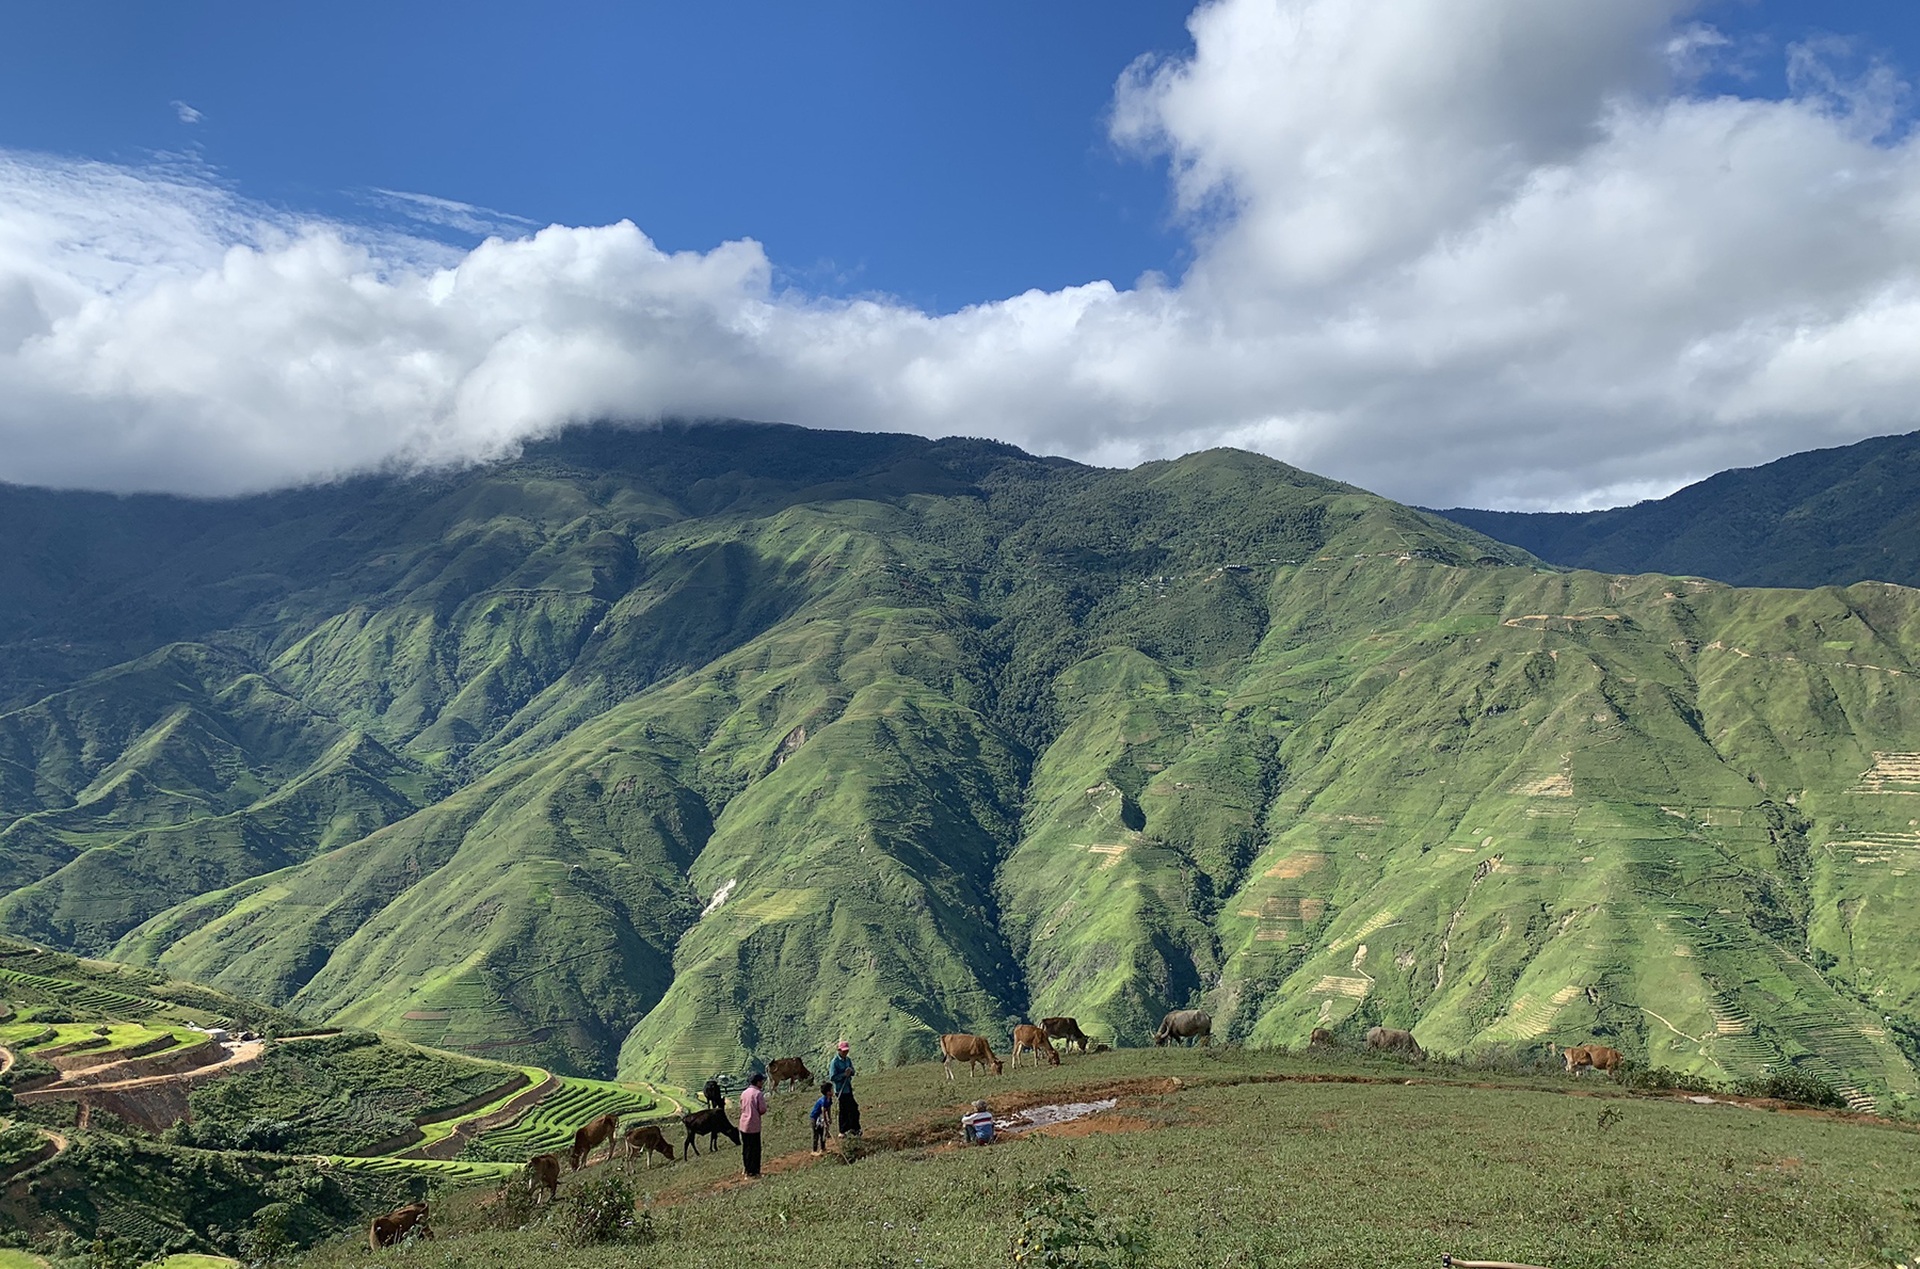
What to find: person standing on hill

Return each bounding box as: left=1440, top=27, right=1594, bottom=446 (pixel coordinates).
left=809, top=1081, right=834, bottom=1154
left=829, top=1039, right=860, bottom=1137
left=739, top=1071, right=767, bottom=1178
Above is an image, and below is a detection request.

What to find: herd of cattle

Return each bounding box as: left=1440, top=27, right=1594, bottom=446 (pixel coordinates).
left=366, top=1012, right=1630, bottom=1246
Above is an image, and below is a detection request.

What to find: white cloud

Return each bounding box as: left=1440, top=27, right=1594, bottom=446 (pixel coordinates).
left=172, top=101, right=203, bottom=125
left=7, top=0, right=1920, bottom=507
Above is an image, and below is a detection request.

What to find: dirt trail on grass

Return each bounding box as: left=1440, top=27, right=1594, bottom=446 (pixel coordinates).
left=13, top=1039, right=269, bottom=1131
left=0, top=1046, right=12, bottom=1077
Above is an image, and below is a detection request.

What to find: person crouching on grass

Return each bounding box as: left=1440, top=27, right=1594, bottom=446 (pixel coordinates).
left=810, top=1081, right=834, bottom=1154
left=739, top=1071, right=767, bottom=1178
left=961, top=1099, right=994, bottom=1145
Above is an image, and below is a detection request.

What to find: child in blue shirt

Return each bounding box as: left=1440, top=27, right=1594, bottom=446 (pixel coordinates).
left=810, top=1081, right=834, bottom=1154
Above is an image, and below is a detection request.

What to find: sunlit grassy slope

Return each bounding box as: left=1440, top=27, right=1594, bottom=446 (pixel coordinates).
left=3, top=422, right=1919, bottom=1107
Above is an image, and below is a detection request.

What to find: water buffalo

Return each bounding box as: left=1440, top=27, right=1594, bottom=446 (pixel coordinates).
left=1308, top=1027, right=1335, bottom=1047
left=1011, top=1024, right=1061, bottom=1067
left=1041, top=1016, right=1091, bottom=1053
left=1365, top=1025, right=1425, bottom=1059
left=1154, top=1009, right=1212, bottom=1047
left=939, top=1033, right=1004, bottom=1079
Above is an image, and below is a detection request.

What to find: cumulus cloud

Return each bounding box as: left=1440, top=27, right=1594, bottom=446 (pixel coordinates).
left=8, top=0, right=1920, bottom=507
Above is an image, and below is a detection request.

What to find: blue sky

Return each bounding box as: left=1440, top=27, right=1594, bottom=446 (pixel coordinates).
left=9, top=1, right=1914, bottom=311
left=5, top=1, right=1920, bottom=507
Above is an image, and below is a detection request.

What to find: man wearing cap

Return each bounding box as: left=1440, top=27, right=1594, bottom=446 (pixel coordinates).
left=828, top=1039, right=860, bottom=1137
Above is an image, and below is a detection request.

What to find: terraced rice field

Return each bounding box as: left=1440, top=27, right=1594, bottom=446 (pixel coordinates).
left=324, top=1156, right=519, bottom=1185
left=460, top=1077, right=661, bottom=1162
left=0, top=968, right=160, bottom=1017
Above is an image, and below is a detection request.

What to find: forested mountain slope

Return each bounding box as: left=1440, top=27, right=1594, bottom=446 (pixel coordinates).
left=1435, top=430, right=1920, bottom=588
left=1, top=422, right=1916, bottom=1112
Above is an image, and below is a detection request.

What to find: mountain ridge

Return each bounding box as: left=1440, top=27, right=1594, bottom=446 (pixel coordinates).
left=0, top=421, right=1915, bottom=1113
left=1433, top=429, right=1920, bottom=589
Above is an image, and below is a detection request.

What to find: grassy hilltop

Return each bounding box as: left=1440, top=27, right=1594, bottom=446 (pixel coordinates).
left=0, top=422, right=1918, bottom=1108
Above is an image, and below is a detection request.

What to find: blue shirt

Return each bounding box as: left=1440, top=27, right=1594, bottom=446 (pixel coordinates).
left=810, top=1094, right=831, bottom=1123
left=829, top=1053, right=855, bottom=1096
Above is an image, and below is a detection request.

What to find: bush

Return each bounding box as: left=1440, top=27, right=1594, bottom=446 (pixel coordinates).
left=548, top=1173, right=645, bottom=1248
left=1618, top=1065, right=1718, bottom=1094
left=1733, top=1069, right=1847, bottom=1109
left=480, top=1177, right=540, bottom=1232
left=1009, top=1168, right=1150, bottom=1268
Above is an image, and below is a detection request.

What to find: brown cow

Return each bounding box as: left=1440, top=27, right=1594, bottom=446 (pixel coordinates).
left=570, top=1111, right=621, bottom=1170
left=622, top=1122, right=675, bottom=1167
left=1564, top=1044, right=1622, bottom=1076
left=525, top=1152, right=562, bottom=1204
left=767, top=1056, right=812, bottom=1092
left=1011, top=1024, right=1061, bottom=1068
left=939, top=1033, right=1003, bottom=1079
left=369, top=1202, right=432, bottom=1250
left=1308, top=1027, right=1335, bottom=1048
left=1041, top=1016, right=1091, bottom=1053
left=1365, top=1025, right=1425, bottom=1059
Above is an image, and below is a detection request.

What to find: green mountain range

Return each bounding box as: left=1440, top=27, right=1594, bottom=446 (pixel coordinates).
left=1, top=422, right=1917, bottom=1111
left=1435, top=429, right=1920, bottom=589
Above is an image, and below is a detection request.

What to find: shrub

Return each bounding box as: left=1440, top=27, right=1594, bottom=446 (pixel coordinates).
left=1009, top=1168, right=1150, bottom=1268
left=548, top=1172, right=644, bottom=1248
left=1733, top=1069, right=1847, bottom=1109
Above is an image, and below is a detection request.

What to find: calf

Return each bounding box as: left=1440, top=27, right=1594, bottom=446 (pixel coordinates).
left=525, top=1152, right=562, bottom=1204
left=939, top=1033, right=1004, bottom=1079
left=1308, top=1027, right=1335, bottom=1048
left=1011, top=1024, right=1061, bottom=1068
left=766, top=1055, right=812, bottom=1092
left=681, top=1106, right=741, bottom=1156
left=369, top=1202, right=432, bottom=1250
left=1041, top=1016, right=1091, bottom=1054
left=623, top=1122, right=676, bottom=1167
left=703, top=1078, right=725, bottom=1113
left=1365, top=1025, right=1425, bottom=1059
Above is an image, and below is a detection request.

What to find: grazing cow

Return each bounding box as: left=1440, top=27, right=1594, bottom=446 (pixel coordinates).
left=1308, top=1027, right=1335, bottom=1048
left=1041, top=1017, right=1091, bottom=1054
left=369, top=1202, right=432, bottom=1250
left=623, top=1122, right=675, bottom=1167
left=703, top=1078, right=726, bottom=1112
left=939, top=1033, right=1004, bottom=1079
left=1563, top=1044, right=1622, bottom=1076
left=1154, top=1009, right=1213, bottom=1047
left=1011, top=1024, right=1061, bottom=1068
left=681, top=1106, right=741, bottom=1156
left=766, top=1056, right=813, bottom=1092
left=525, top=1152, right=562, bottom=1204
left=570, top=1111, right=620, bottom=1170
left=1365, top=1026, right=1425, bottom=1059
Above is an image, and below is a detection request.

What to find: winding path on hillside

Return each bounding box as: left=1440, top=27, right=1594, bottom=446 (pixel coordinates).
left=0, top=1046, right=13, bottom=1077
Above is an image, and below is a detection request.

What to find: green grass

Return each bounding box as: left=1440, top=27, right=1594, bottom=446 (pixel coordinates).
left=290, top=1049, right=1920, bottom=1269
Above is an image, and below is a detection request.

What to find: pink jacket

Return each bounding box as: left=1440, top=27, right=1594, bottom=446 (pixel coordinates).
left=739, top=1083, right=767, bottom=1132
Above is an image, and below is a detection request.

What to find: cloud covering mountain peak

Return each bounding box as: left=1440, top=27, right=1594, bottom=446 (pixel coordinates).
left=5, top=0, right=1920, bottom=508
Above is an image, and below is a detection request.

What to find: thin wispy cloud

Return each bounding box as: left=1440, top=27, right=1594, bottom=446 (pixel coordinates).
left=171, top=100, right=203, bottom=125
left=5, top=0, right=1920, bottom=508
left=364, top=188, right=540, bottom=241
